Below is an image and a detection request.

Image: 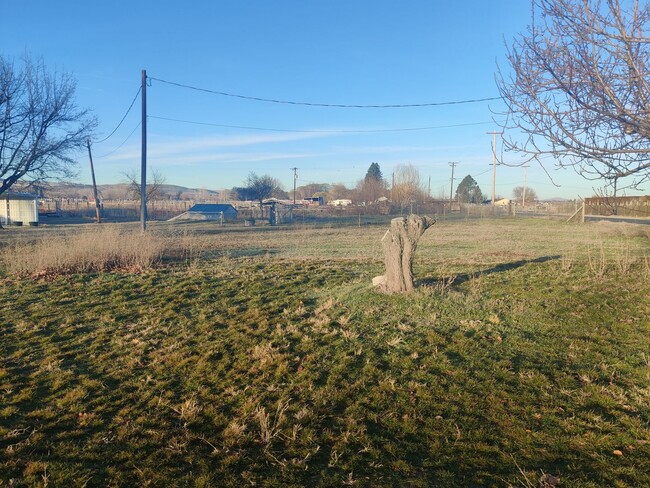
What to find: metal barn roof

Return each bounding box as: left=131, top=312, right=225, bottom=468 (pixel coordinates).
left=188, top=204, right=237, bottom=213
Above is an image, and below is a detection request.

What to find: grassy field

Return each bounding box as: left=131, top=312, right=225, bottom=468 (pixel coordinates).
left=1, top=217, right=649, bottom=487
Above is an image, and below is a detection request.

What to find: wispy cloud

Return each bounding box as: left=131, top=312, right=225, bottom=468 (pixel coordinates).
left=99, top=131, right=326, bottom=164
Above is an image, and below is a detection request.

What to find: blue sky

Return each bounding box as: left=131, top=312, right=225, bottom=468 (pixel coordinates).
left=2, top=0, right=624, bottom=199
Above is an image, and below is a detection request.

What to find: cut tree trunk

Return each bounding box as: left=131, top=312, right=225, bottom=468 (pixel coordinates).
left=375, top=214, right=435, bottom=293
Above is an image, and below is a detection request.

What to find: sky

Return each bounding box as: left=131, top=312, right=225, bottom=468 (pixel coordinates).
left=2, top=0, right=634, bottom=200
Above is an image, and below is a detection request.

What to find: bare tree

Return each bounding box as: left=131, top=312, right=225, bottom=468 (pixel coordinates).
left=245, top=172, right=284, bottom=204
left=512, top=186, right=538, bottom=205
left=496, top=0, right=650, bottom=194
left=327, top=183, right=353, bottom=201
left=296, top=182, right=330, bottom=200
left=391, top=164, right=425, bottom=208
left=0, top=55, right=95, bottom=197
left=124, top=169, right=167, bottom=217
left=356, top=177, right=387, bottom=204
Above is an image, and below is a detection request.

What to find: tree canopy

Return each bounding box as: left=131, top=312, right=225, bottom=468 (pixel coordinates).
left=0, top=56, right=95, bottom=196
left=496, top=0, right=650, bottom=194
left=455, top=175, right=484, bottom=204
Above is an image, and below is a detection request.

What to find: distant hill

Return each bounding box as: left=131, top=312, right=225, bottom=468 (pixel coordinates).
left=34, top=182, right=220, bottom=201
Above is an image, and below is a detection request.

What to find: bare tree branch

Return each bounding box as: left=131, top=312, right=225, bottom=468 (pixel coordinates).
left=0, top=55, right=96, bottom=196
left=495, top=0, right=650, bottom=192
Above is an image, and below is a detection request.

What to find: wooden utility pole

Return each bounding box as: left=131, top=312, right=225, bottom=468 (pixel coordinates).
left=522, top=165, right=529, bottom=208
left=291, top=167, right=298, bottom=205
left=140, top=69, right=148, bottom=232
left=486, top=132, right=502, bottom=206
left=448, top=161, right=458, bottom=206
left=86, top=140, right=102, bottom=223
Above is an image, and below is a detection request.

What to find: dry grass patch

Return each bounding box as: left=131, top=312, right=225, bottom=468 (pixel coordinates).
left=1, top=225, right=165, bottom=276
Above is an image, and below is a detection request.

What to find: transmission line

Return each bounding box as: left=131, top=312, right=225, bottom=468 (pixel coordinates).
left=148, top=76, right=501, bottom=108
left=93, top=86, right=142, bottom=144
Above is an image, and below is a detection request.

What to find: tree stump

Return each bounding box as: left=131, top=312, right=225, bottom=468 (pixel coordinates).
left=374, top=214, right=435, bottom=293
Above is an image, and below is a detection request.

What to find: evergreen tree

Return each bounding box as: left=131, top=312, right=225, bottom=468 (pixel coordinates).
left=365, top=162, right=383, bottom=182
left=455, top=175, right=484, bottom=204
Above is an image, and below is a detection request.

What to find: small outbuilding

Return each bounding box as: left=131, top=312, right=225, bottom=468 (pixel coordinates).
left=0, top=192, right=39, bottom=226
left=169, top=203, right=238, bottom=222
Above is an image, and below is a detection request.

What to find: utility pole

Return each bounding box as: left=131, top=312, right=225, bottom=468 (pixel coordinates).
left=291, top=167, right=298, bottom=205
left=448, top=161, right=458, bottom=206
left=486, top=132, right=502, bottom=206
left=86, top=140, right=102, bottom=223
left=428, top=175, right=431, bottom=200
left=391, top=172, right=395, bottom=203
left=522, top=165, right=529, bottom=208
left=140, top=69, right=147, bottom=232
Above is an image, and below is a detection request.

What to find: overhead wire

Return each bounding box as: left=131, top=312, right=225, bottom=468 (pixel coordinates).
left=148, top=115, right=503, bottom=133
left=97, top=121, right=141, bottom=158
left=93, top=86, right=142, bottom=144
left=148, top=76, right=502, bottom=108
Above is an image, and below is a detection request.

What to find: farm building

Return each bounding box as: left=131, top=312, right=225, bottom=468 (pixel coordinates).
left=0, top=192, right=39, bottom=226
left=170, top=203, right=238, bottom=222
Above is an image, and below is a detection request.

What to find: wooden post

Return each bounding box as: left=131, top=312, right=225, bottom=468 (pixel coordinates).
left=581, top=202, right=585, bottom=223
left=373, top=214, right=435, bottom=293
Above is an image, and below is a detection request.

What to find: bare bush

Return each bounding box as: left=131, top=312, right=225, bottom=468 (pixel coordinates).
left=1, top=226, right=165, bottom=276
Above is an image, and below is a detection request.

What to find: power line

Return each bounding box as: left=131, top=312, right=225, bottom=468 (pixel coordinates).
left=148, top=114, right=500, bottom=133
left=93, top=86, right=142, bottom=144
left=148, top=76, right=502, bottom=108
left=96, top=121, right=141, bottom=158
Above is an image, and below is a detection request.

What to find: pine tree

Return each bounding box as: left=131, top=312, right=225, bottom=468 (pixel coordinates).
left=365, top=162, right=383, bottom=182
left=455, top=175, right=484, bottom=204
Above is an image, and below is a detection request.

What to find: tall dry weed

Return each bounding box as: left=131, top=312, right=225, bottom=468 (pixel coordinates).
left=1, top=226, right=165, bottom=276
left=587, top=242, right=607, bottom=279
left=613, top=241, right=635, bottom=275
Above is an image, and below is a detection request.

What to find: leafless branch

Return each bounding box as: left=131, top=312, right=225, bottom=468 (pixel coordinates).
left=496, top=0, right=650, bottom=192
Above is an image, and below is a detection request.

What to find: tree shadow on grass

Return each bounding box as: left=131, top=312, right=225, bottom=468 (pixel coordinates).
left=419, top=255, right=561, bottom=288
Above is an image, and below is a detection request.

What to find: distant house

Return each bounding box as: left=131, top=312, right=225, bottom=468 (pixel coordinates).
left=0, top=192, right=39, bottom=226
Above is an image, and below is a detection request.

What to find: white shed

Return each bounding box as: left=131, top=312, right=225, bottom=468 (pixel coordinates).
left=0, top=192, right=39, bottom=226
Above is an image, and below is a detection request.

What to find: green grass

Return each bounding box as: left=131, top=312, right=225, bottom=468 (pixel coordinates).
left=1, top=218, right=649, bottom=486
